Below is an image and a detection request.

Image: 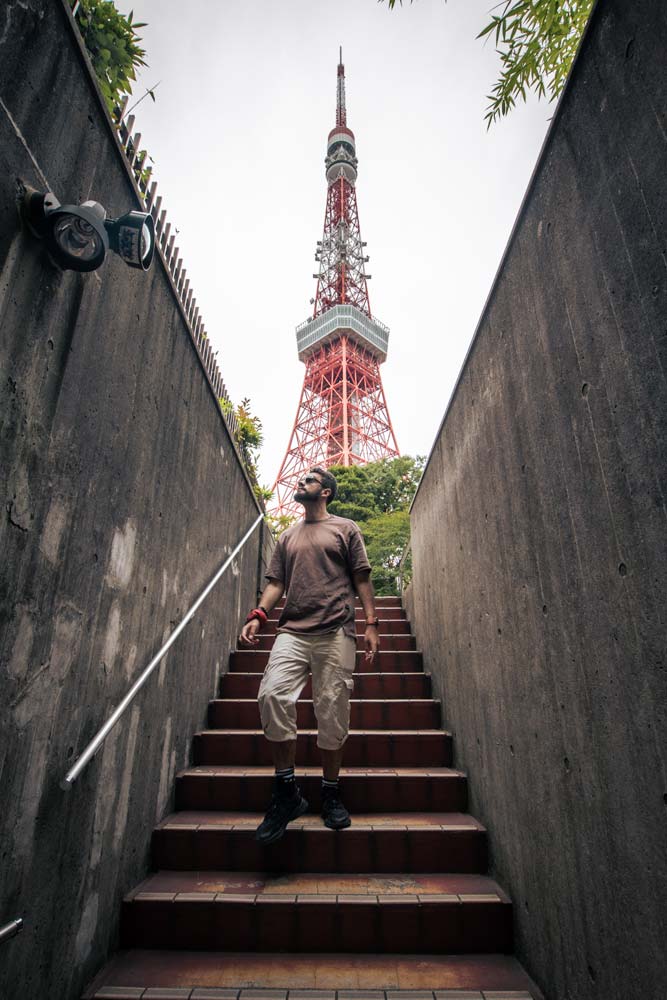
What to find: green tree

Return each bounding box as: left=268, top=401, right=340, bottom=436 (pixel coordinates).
left=326, top=465, right=379, bottom=523
left=364, top=454, right=424, bottom=513
left=328, top=455, right=424, bottom=521
left=384, top=0, right=594, bottom=127
left=327, top=456, right=424, bottom=595
left=362, top=509, right=411, bottom=595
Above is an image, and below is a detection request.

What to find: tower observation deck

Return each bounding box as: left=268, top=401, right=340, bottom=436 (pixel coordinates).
left=270, top=51, right=399, bottom=519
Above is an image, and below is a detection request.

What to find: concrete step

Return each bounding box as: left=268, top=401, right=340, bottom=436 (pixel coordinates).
left=121, top=879, right=512, bottom=954
left=250, top=632, right=416, bottom=650
left=354, top=608, right=406, bottom=620
left=151, top=812, right=486, bottom=874
left=208, top=700, right=441, bottom=731
left=268, top=609, right=408, bottom=622
left=229, top=651, right=423, bottom=674
left=120, top=872, right=510, bottom=954
left=274, top=595, right=405, bottom=609
left=357, top=595, right=404, bottom=606
left=253, top=622, right=417, bottom=650
left=83, top=951, right=543, bottom=998
left=262, top=620, right=412, bottom=636
left=175, top=766, right=468, bottom=813
left=193, top=730, right=452, bottom=768
left=219, top=672, right=432, bottom=700
left=359, top=596, right=404, bottom=605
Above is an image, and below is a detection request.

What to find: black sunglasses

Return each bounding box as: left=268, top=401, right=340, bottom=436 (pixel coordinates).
left=302, top=475, right=324, bottom=486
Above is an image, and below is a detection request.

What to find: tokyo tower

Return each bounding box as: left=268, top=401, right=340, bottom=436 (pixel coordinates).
left=270, top=50, right=399, bottom=519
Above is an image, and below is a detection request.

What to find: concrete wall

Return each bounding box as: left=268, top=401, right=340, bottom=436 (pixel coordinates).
left=0, top=2, right=271, bottom=997
left=407, top=1, right=667, bottom=998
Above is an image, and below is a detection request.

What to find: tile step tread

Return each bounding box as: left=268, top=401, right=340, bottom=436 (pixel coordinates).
left=269, top=611, right=407, bottom=615
left=227, top=663, right=424, bottom=677
left=157, top=811, right=483, bottom=831
left=177, top=767, right=465, bottom=778
left=128, top=872, right=508, bottom=900
left=262, top=626, right=410, bottom=631
left=210, top=700, right=440, bottom=708
left=256, top=632, right=415, bottom=640
left=195, top=731, right=450, bottom=738
left=269, top=608, right=404, bottom=611
left=255, top=635, right=414, bottom=642
left=265, top=622, right=409, bottom=627
left=82, top=951, right=542, bottom=998
left=231, top=652, right=423, bottom=660
left=223, top=674, right=428, bottom=679
left=211, top=699, right=439, bottom=704
left=236, top=650, right=418, bottom=655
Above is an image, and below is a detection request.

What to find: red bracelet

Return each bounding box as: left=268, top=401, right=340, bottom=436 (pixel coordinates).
left=246, top=607, right=268, bottom=628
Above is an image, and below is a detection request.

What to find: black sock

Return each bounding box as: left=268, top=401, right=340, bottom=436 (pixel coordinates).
left=275, top=766, right=296, bottom=795
left=322, top=777, right=339, bottom=796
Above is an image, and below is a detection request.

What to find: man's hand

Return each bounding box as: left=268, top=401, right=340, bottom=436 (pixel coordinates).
left=364, top=624, right=380, bottom=663
left=239, top=618, right=261, bottom=647
left=239, top=580, right=284, bottom=648
left=353, top=570, right=380, bottom=664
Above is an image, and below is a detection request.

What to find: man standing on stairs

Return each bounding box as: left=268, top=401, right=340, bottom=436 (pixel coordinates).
left=239, top=466, right=380, bottom=845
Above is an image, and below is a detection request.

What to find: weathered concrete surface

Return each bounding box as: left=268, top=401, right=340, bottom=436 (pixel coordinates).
left=407, top=1, right=667, bottom=999
left=0, top=2, right=271, bottom=998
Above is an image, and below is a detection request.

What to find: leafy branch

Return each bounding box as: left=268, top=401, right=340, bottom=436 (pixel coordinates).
left=220, top=397, right=273, bottom=505
left=381, top=0, right=594, bottom=126
left=75, top=0, right=147, bottom=114
left=122, top=79, right=161, bottom=120
left=479, top=0, right=594, bottom=127
left=74, top=3, right=157, bottom=187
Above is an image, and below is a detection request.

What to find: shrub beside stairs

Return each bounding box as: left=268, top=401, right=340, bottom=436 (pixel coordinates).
left=84, top=596, right=543, bottom=1000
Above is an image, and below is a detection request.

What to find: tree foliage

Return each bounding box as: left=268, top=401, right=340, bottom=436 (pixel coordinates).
left=325, top=465, right=379, bottom=524
left=327, top=456, right=424, bottom=595
left=328, top=455, right=424, bottom=522
left=76, top=0, right=147, bottom=114
left=266, top=510, right=299, bottom=537
left=220, top=397, right=271, bottom=505
left=362, top=509, right=412, bottom=595
left=478, top=0, right=594, bottom=127
left=383, top=0, right=594, bottom=126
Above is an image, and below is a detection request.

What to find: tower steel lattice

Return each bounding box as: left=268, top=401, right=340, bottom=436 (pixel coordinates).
left=270, top=51, right=399, bottom=519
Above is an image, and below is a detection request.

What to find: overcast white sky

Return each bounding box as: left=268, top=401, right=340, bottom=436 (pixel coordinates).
left=126, top=0, right=552, bottom=486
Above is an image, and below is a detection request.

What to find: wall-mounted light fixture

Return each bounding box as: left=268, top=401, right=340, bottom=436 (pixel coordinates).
left=21, top=186, right=155, bottom=273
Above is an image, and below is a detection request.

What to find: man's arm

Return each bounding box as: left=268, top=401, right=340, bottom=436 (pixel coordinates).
left=352, top=569, right=380, bottom=662
left=238, top=578, right=284, bottom=647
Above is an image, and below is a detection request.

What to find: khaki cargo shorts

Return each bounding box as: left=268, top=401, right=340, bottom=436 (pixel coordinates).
left=257, top=628, right=357, bottom=751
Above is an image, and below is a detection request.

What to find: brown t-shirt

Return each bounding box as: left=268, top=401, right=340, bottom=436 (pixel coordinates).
left=266, top=515, right=371, bottom=639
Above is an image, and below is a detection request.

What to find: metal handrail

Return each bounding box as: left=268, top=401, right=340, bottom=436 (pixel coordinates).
left=61, top=513, right=264, bottom=790
left=0, top=919, right=23, bottom=945
left=397, top=535, right=412, bottom=593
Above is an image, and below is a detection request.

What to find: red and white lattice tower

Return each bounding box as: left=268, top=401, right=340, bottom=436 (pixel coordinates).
left=270, top=50, right=399, bottom=519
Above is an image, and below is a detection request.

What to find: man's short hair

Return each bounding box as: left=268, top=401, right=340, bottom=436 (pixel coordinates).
left=311, top=466, right=338, bottom=504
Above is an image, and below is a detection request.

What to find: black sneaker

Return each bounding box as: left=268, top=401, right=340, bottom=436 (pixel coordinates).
left=321, top=789, right=351, bottom=830
left=255, top=788, right=309, bottom=845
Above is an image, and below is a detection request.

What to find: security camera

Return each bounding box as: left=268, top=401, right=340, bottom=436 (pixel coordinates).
left=22, top=187, right=155, bottom=273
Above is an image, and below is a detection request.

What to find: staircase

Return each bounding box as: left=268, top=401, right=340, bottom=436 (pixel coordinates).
left=84, top=596, right=543, bottom=1000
